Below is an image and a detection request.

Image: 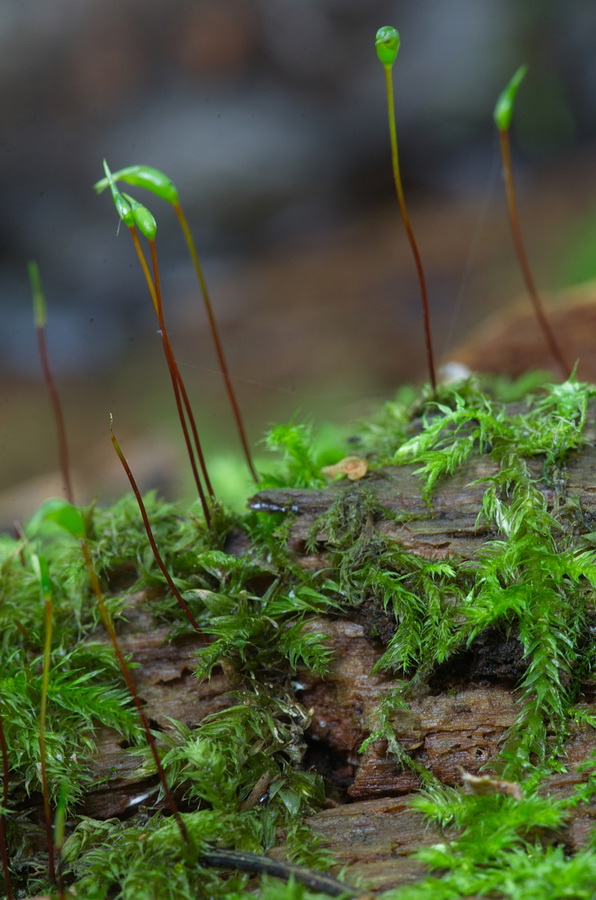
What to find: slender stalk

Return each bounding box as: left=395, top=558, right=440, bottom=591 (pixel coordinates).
left=0, top=711, right=13, bottom=900
left=497, top=127, right=570, bottom=378
left=128, top=227, right=213, bottom=525
left=38, top=560, right=56, bottom=885
left=147, top=236, right=216, bottom=500
left=129, top=225, right=214, bottom=525
left=173, top=201, right=258, bottom=481
left=54, top=783, right=67, bottom=900
left=29, top=262, right=74, bottom=503
left=79, top=538, right=190, bottom=844
left=383, top=67, right=436, bottom=393
left=128, top=224, right=159, bottom=316
left=110, top=418, right=202, bottom=634
left=376, top=28, right=436, bottom=394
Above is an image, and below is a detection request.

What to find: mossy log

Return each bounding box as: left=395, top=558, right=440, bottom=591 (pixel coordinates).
left=84, top=447, right=596, bottom=896
left=249, top=448, right=596, bottom=562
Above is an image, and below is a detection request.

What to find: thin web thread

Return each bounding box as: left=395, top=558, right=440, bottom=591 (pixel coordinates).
left=442, top=142, right=500, bottom=358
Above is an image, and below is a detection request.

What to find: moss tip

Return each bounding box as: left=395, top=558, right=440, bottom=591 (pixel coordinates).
left=375, top=26, right=400, bottom=67
left=493, top=64, right=529, bottom=130
left=28, top=259, right=46, bottom=328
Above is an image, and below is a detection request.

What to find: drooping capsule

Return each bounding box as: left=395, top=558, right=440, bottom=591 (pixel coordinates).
left=123, top=193, right=157, bottom=241
left=94, top=164, right=179, bottom=205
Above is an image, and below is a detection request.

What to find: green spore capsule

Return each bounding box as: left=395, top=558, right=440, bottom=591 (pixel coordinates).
left=123, top=193, right=157, bottom=241
left=94, top=164, right=179, bottom=205
left=103, top=160, right=134, bottom=226
left=376, top=26, right=400, bottom=67
left=494, top=65, right=528, bottom=130
left=28, top=260, right=46, bottom=329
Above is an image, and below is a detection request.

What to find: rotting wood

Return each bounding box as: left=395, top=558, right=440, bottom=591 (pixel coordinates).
left=248, top=451, right=596, bottom=891
left=249, top=441, right=596, bottom=564
left=78, top=451, right=596, bottom=895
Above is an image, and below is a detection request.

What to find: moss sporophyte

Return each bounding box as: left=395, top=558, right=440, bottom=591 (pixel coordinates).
left=4, top=25, right=596, bottom=900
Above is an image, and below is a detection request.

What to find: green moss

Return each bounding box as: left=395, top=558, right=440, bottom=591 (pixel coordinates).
left=260, top=421, right=346, bottom=490
left=377, top=784, right=596, bottom=899
left=3, top=373, right=596, bottom=898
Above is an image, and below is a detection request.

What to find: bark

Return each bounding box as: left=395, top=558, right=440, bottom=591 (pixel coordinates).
left=249, top=451, right=596, bottom=893
left=82, top=448, right=596, bottom=895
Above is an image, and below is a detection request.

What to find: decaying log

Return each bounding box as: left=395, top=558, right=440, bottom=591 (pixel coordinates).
left=249, top=441, right=596, bottom=564
left=79, top=446, right=596, bottom=895
left=248, top=448, right=596, bottom=891
left=85, top=593, right=234, bottom=819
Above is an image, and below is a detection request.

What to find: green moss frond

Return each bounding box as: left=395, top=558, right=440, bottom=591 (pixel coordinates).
left=343, top=376, right=596, bottom=778
left=377, top=788, right=596, bottom=900
left=260, top=421, right=347, bottom=490
left=161, top=692, right=322, bottom=810
left=364, top=373, right=595, bottom=495
left=0, top=643, right=139, bottom=810
left=261, top=422, right=327, bottom=489
left=62, top=812, right=252, bottom=899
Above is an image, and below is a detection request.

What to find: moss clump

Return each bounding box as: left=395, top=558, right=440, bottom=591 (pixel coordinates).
left=313, top=374, right=596, bottom=767
left=3, top=373, right=596, bottom=898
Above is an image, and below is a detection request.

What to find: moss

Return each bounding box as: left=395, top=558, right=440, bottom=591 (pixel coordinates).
left=382, top=785, right=596, bottom=899
left=3, top=373, right=596, bottom=898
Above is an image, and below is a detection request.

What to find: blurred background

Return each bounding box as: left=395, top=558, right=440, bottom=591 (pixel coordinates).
left=2, top=0, right=596, bottom=521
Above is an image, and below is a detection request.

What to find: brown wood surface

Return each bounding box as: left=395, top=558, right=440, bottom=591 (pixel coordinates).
left=79, top=444, right=596, bottom=896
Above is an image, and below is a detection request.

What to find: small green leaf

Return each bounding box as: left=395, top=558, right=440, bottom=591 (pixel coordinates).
left=122, top=193, right=157, bottom=241
left=494, top=64, right=528, bottom=130
left=94, top=164, right=179, bottom=205
left=39, top=498, right=86, bottom=539
left=375, top=26, right=400, bottom=67
left=102, top=160, right=134, bottom=226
